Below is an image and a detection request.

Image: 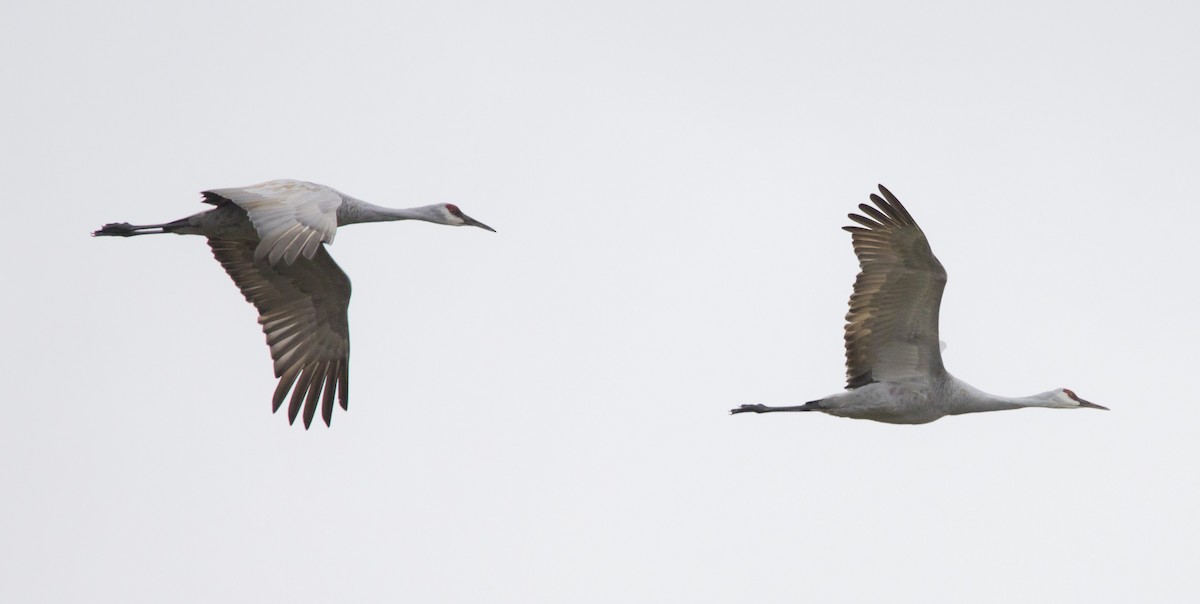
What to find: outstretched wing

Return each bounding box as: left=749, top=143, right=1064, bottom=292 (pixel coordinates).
left=208, top=239, right=352, bottom=428
left=204, top=179, right=343, bottom=266
left=841, top=185, right=948, bottom=389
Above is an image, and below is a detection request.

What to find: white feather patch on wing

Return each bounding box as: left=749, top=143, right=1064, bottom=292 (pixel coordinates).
left=206, top=179, right=342, bottom=265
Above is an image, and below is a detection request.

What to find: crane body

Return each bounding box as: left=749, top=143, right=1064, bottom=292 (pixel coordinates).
left=732, top=186, right=1105, bottom=424
left=94, top=179, right=495, bottom=428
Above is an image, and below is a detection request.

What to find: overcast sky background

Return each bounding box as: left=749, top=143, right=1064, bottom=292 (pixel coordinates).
left=3, top=1, right=1198, bottom=602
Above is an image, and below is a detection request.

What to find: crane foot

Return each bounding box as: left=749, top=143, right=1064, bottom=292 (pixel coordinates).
left=730, top=404, right=768, bottom=414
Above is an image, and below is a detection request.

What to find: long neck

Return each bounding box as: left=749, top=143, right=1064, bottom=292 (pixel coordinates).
left=945, top=377, right=1059, bottom=415
left=336, top=197, right=443, bottom=226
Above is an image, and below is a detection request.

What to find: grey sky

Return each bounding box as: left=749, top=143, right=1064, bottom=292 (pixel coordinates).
left=3, top=1, right=1198, bottom=602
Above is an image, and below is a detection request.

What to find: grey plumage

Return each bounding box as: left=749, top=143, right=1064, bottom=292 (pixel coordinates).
left=94, top=179, right=494, bottom=428
left=732, top=185, right=1106, bottom=424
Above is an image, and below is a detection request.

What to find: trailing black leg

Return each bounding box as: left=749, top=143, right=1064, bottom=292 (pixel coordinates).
left=730, top=401, right=824, bottom=414
left=93, top=218, right=190, bottom=237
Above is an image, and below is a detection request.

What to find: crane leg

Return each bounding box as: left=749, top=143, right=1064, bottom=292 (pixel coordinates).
left=92, top=219, right=189, bottom=237
left=730, top=401, right=824, bottom=414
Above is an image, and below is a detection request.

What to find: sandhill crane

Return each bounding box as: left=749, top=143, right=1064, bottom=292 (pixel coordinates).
left=94, top=179, right=495, bottom=428
left=731, top=185, right=1106, bottom=424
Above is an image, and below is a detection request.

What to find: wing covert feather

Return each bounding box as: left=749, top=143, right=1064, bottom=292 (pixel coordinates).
left=204, top=180, right=342, bottom=266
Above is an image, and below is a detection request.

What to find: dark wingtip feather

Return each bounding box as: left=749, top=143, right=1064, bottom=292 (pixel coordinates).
left=339, top=363, right=349, bottom=410
left=321, top=364, right=338, bottom=426
left=272, top=367, right=301, bottom=413
left=302, top=368, right=327, bottom=429
left=858, top=203, right=893, bottom=226
left=873, top=185, right=915, bottom=224
left=288, top=369, right=315, bottom=425
left=847, top=212, right=883, bottom=230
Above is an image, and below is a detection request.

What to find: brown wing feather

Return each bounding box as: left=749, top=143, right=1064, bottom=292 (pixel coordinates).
left=208, top=239, right=351, bottom=427
left=841, top=185, right=947, bottom=389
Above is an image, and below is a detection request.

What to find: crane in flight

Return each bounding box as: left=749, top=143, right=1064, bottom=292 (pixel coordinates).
left=731, top=185, right=1106, bottom=424
left=94, top=179, right=495, bottom=428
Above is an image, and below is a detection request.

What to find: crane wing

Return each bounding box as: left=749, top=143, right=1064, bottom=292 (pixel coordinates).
left=208, top=239, right=352, bottom=428
left=204, top=180, right=342, bottom=266
left=841, top=185, right=948, bottom=389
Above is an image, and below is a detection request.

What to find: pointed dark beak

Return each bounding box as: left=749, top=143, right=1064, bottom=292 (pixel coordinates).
left=1077, top=398, right=1109, bottom=410
left=462, top=214, right=496, bottom=232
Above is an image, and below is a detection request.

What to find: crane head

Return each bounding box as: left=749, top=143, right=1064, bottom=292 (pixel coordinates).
left=1059, top=388, right=1108, bottom=410
left=442, top=204, right=496, bottom=232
